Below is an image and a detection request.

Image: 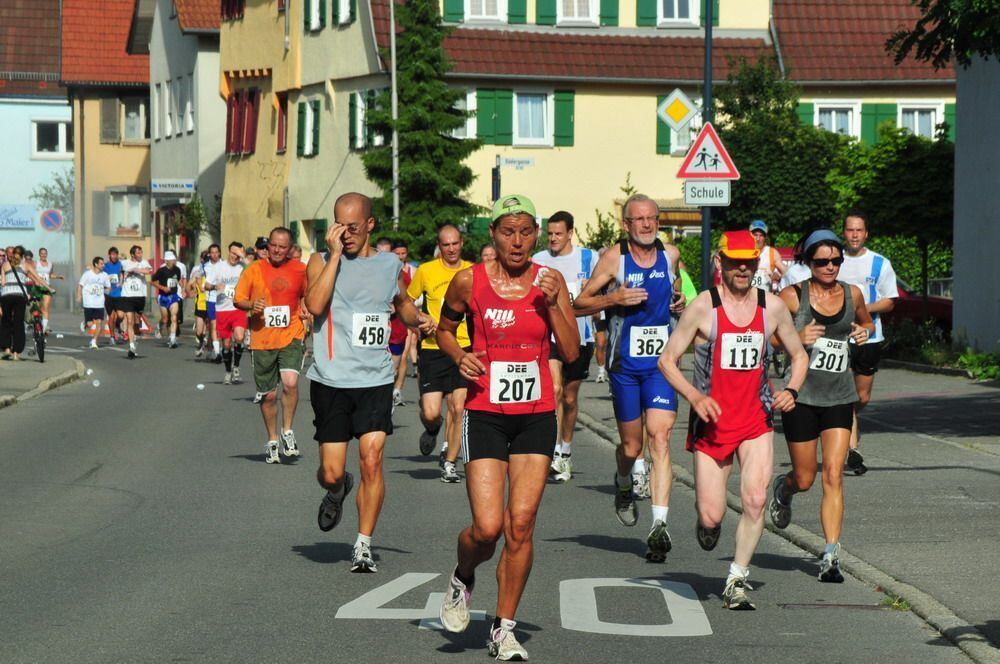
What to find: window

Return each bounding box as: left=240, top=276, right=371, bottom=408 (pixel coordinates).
left=221, top=0, right=245, bottom=20
left=278, top=0, right=286, bottom=10
left=172, top=79, right=183, bottom=136
left=164, top=82, right=173, bottom=137
left=32, top=120, right=73, bottom=158
left=306, top=0, right=325, bottom=31
left=277, top=94, right=288, bottom=153
left=658, top=0, right=697, bottom=26
left=110, top=192, right=144, bottom=236
left=122, top=98, right=150, bottom=141
left=185, top=76, right=195, bottom=133
left=899, top=103, right=943, bottom=140
left=514, top=92, right=552, bottom=146
left=299, top=99, right=320, bottom=157
left=815, top=102, right=860, bottom=138
left=152, top=84, right=160, bottom=140
left=558, top=0, right=596, bottom=24
left=451, top=89, right=477, bottom=139
left=226, top=88, right=261, bottom=155
left=349, top=90, right=386, bottom=150
left=466, top=0, right=506, bottom=21
left=334, top=0, right=355, bottom=24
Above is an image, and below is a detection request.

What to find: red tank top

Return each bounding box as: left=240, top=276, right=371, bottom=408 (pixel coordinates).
left=388, top=268, right=412, bottom=345
left=465, top=262, right=555, bottom=414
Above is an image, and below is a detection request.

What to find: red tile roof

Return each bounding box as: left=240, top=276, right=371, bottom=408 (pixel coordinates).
left=175, top=0, right=220, bottom=32
left=0, top=0, right=65, bottom=96
left=62, top=0, right=149, bottom=86
left=773, top=0, right=954, bottom=81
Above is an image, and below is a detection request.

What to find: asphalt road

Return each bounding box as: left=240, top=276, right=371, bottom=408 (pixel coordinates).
left=0, top=330, right=979, bottom=662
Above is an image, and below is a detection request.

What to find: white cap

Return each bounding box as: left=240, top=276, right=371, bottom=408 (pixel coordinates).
left=163, top=250, right=177, bottom=261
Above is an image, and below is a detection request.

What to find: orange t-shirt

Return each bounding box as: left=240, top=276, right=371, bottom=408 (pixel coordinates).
left=235, top=258, right=308, bottom=350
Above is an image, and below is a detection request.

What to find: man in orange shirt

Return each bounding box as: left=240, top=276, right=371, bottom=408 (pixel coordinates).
left=234, top=227, right=310, bottom=464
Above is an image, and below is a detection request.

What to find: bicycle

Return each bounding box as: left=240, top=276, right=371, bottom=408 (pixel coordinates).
left=25, top=285, right=52, bottom=363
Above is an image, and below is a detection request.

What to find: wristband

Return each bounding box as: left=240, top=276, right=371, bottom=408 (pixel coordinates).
left=784, top=387, right=798, bottom=401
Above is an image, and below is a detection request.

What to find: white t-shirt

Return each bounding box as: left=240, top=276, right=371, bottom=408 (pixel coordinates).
left=752, top=246, right=783, bottom=291
left=207, top=261, right=244, bottom=312
left=204, top=260, right=221, bottom=303
left=779, top=262, right=811, bottom=291
left=79, top=270, right=111, bottom=309
left=120, top=259, right=151, bottom=298
left=839, top=249, right=898, bottom=343
left=532, top=245, right=599, bottom=344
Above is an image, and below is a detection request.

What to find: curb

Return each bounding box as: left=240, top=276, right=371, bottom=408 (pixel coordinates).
left=881, top=358, right=969, bottom=377
left=577, top=410, right=999, bottom=664
left=0, top=359, right=86, bottom=411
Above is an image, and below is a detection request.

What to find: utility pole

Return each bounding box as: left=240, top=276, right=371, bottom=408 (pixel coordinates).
left=389, top=0, right=400, bottom=230
left=700, top=0, right=713, bottom=289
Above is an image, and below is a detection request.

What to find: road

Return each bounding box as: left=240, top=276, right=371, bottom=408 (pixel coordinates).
left=0, top=328, right=986, bottom=662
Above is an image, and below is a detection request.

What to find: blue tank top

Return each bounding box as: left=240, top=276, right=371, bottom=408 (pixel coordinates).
left=607, top=240, right=675, bottom=374
left=104, top=260, right=123, bottom=298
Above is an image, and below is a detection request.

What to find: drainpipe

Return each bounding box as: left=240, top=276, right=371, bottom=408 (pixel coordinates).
left=769, top=0, right=786, bottom=78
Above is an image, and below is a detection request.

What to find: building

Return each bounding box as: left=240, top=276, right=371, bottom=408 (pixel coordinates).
left=0, top=0, right=74, bottom=290
left=61, top=0, right=151, bottom=271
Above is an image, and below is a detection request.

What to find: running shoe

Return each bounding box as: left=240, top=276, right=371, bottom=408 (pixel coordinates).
left=632, top=471, right=651, bottom=500
left=317, top=472, right=354, bottom=532
left=722, top=576, right=756, bottom=610
left=549, top=452, right=562, bottom=476
left=213, top=354, right=223, bottom=365
left=614, top=478, right=638, bottom=527
left=595, top=366, right=608, bottom=383
left=223, top=372, right=232, bottom=385
left=351, top=541, right=377, bottom=573
left=438, top=448, right=448, bottom=469
left=645, top=519, right=672, bottom=562
left=553, top=456, right=572, bottom=483
left=440, top=461, right=460, bottom=483
left=265, top=440, right=281, bottom=464
left=768, top=474, right=792, bottom=529
left=696, top=522, right=721, bottom=551
left=80, top=321, right=86, bottom=333
left=232, top=367, right=241, bottom=382
left=439, top=569, right=472, bottom=633
left=846, top=449, right=868, bottom=476
left=487, top=619, right=528, bottom=662
left=127, top=346, right=136, bottom=360
left=281, top=430, right=301, bottom=457
left=108, top=335, right=116, bottom=346
left=819, top=547, right=844, bottom=583
left=419, top=430, right=436, bottom=456
left=392, top=389, right=404, bottom=407
left=194, top=344, right=204, bottom=358
left=154, top=329, right=162, bottom=340
left=89, top=340, right=99, bottom=350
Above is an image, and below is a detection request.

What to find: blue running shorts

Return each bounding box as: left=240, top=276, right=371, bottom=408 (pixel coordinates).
left=609, top=370, right=677, bottom=423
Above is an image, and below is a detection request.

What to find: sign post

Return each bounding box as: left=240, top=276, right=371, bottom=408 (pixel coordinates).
left=700, top=0, right=714, bottom=290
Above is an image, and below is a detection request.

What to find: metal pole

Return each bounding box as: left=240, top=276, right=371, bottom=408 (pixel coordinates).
left=389, top=0, right=400, bottom=231
left=700, top=0, right=714, bottom=290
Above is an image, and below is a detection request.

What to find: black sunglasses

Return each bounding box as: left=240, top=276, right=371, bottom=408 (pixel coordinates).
left=811, top=256, right=845, bottom=268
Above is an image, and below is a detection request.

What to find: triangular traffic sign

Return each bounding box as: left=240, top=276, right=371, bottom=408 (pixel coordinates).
left=676, top=122, right=740, bottom=180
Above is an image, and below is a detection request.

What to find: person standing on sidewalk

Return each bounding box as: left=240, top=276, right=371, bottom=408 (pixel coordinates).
left=768, top=229, right=874, bottom=583
left=660, top=231, right=807, bottom=610
left=1, top=246, right=49, bottom=360
left=839, top=210, right=898, bottom=475
left=77, top=257, right=112, bottom=348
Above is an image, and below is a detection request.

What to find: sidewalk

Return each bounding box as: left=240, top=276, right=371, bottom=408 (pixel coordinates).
left=0, top=354, right=85, bottom=410
left=575, top=362, right=1000, bottom=661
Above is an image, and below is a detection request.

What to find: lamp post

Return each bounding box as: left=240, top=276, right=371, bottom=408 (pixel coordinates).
left=389, top=0, right=400, bottom=230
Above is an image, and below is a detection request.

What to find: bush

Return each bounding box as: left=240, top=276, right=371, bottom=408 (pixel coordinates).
left=957, top=350, right=1000, bottom=381
left=883, top=319, right=958, bottom=366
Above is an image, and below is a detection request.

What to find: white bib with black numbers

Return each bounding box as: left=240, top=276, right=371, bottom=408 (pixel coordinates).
left=122, top=277, right=144, bottom=297
left=629, top=325, right=668, bottom=358
left=263, top=305, right=290, bottom=328
left=351, top=312, right=389, bottom=348
left=809, top=337, right=849, bottom=373
left=166, top=278, right=178, bottom=289
left=86, top=284, right=104, bottom=297
left=109, top=274, right=119, bottom=285
left=750, top=271, right=769, bottom=290
left=490, top=361, right=541, bottom=404
left=223, top=284, right=236, bottom=300
left=720, top=331, right=764, bottom=370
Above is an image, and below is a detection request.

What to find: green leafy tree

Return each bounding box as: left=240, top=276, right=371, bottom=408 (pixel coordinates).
left=363, top=0, right=481, bottom=258
left=582, top=173, right=634, bottom=249
left=29, top=167, right=74, bottom=231
left=887, top=0, right=1000, bottom=70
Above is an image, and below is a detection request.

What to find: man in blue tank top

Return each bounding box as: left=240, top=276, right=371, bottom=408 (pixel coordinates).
left=575, top=193, right=685, bottom=564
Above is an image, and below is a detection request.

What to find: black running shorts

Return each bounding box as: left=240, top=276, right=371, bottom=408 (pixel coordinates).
left=417, top=347, right=468, bottom=396
left=549, top=343, right=594, bottom=383
left=850, top=341, right=881, bottom=377
left=781, top=402, right=854, bottom=443
left=462, top=409, right=557, bottom=462
left=311, top=380, right=393, bottom=443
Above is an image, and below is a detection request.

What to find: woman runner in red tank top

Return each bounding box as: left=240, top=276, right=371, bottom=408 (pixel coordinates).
left=433, top=195, right=579, bottom=660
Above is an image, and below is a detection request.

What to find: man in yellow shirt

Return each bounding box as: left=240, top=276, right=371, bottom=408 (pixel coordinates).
left=407, top=224, right=472, bottom=483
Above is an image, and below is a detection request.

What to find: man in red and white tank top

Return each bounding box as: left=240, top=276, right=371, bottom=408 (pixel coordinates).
left=660, top=231, right=808, bottom=611
left=434, top=194, right=579, bottom=661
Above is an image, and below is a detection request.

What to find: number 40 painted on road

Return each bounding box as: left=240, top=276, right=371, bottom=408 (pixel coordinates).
left=335, top=573, right=712, bottom=637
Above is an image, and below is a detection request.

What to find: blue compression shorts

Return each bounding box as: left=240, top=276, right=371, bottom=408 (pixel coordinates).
left=609, top=370, right=678, bottom=422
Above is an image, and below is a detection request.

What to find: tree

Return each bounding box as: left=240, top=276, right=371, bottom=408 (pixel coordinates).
left=29, top=167, right=74, bottom=231
left=886, top=0, right=1000, bottom=70
left=363, top=0, right=482, bottom=258
left=581, top=173, right=633, bottom=249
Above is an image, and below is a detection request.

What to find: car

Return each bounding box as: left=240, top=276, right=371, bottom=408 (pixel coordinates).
left=881, top=278, right=953, bottom=333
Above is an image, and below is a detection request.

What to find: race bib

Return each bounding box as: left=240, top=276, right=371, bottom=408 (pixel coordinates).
left=263, top=305, right=290, bottom=328
left=223, top=285, right=236, bottom=300
left=167, top=278, right=178, bottom=289
left=566, top=281, right=580, bottom=305
left=720, top=332, right=764, bottom=370
left=122, top=277, right=144, bottom=297
left=86, top=284, right=104, bottom=297
left=352, top=313, right=389, bottom=347
left=109, top=274, right=119, bottom=285
left=629, top=325, right=668, bottom=358
left=490, top=361, right=541, bottom=404
left=750, top=272, right=769, bottom=290
left=809, top=337, right=849, bottom=373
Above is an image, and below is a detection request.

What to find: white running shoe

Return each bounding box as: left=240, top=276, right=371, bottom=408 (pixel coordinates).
left=595, top=367, right=608, bottom=383
left=392, top=389, right=404, bottom=407
left=439, top=569, right=472, bottom=633
left=632, top=471, right=651, bottom=500
left=554, top=455, right=572, bottom=482
left=232, top=367, right=241, bottom=382
left=89, top=340, right=98, bottom=349
left=351, top=542, right=377, bottom=573
left=487, top=619, right=528, bottom=661
left=194, top=344, right=204, bottom=358
left=223, top=372, right=232, bottom=385
left=265, top=440, right=281, bottom=464
left=722, top=575, right=756, bottom=610
left=282, top=430, right=300, bottom=457
left=440, top=461, right=460, bottom=483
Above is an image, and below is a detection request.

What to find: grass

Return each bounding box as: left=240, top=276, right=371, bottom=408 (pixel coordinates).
left=880, top=595, right=912, bottom=612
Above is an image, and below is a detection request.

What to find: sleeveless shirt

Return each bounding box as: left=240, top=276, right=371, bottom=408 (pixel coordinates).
left=792, top=281, right=857, bottom=407
left=607, top=239, right=675, bottom=374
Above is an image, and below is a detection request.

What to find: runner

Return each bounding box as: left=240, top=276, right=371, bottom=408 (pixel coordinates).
left=120, top=245, right=152, bottom=359
left=388, top=240, right=416, bottom=408
left=574, top=193, right=685, bottom=563
left=768, top=229, right=874, bottom=583
left=660, top=231, right=808, bottom=609
left=77, top=257, right=112, bottom=349
left=592, top=249, right=609, bottom=384
left=406, top=224, right=472, bottom=484
left=233, top=228, right=308, bottom=464
left=532, top=210, right=598, bottom=482
left=748, top=220, right=787, bottom=291
left=34, top=247, right=64, bottom=333
left=204, top=244, right=223, bottom=362
left=436, top=194, right=579, bottom=660
left=103, top=247, right=125, bottom=344
left=186, top=251, right=210, bottom=357
left=306, top=192, right=434, bottom=573
left=479, top=243, right=496, bottom=264
left=840, top=210, right=898, bottom=475
left=152, top=250, right=184, bottom=348
left=207, top=242, right=249, bottom=384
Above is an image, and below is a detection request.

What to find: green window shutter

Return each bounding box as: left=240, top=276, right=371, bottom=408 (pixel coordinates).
left=443, top=0, right=463, bottom=22
left=599, top=0, right=618, bottom=25
left=349, top=93, right=358, bottom=150
left=796, top=102, right=814, bottom=126
left=332, top=0, right=339, bottom=24
left=303, top=0, right=311, bottom=28
left=349, top=0, right=357, bottom=22
left=495, top=90, right=513, bottom=146
left=699, top=0, right=719, bottom=27
left=318, top=0, right=326, bottom=27
left=508, top=0, right=527, bottom=23
left=290, top=221, right=300, bottom=244
left=313, top=219, right=329, bottom=251
left=536, top=0, right=556, bottom=25
left=365, top=89, right=376, bottom=147
left=636, top=0, right=655, bottom=26
left=944, top=102, right=956, bottom=141
left=656, top=94, right=671, bottom=155
left=861, top=102, right=896, bottom=145
left=477, top=89, right=496, bottom=144
left=311, top=100, right=321, bottom=155
left=554, top=90, right=575, bottom=147
left=296, top=102, right=306, bottom=156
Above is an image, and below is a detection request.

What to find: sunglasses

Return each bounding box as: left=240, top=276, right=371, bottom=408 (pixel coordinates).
left=811, top=257, right=845, bottom=268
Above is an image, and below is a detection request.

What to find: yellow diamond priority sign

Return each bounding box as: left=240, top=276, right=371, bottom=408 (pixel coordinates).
left=657, top=89, right=699, bottom=133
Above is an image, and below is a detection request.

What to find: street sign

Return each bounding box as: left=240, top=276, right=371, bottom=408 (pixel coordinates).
left=39, top=208, right=63, bottom=231
left=676, top=122, right=740, bottom=180
left=684, top=181, right=730, bottom=207
left=657, top=89, right=699, bottom=133
left=151, top=178, right=196, bottom=195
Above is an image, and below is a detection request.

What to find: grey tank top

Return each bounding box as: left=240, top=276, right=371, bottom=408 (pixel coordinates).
left=307, top=251, right=402, bottom=389
left=793, top=281, right=857, bottom=406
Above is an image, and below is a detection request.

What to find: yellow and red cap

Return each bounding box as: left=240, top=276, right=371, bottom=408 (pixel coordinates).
left=718, top=230, right=761, bottom=260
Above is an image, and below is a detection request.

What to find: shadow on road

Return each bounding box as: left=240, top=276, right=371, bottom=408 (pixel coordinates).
left=544, top=533, right=647, bottom=558
left=227, top=453, right=302, bottom=465
left=426, top=618, right=541, bottom=655
left=863, top=392, right=1000, bottom=439
left=390, top=468, right=441, bottom=480
left=291, top=542, right=413, bottom=565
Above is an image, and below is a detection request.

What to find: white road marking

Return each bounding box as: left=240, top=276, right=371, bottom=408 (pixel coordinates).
left=560, top=578, right=712, bottom=637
